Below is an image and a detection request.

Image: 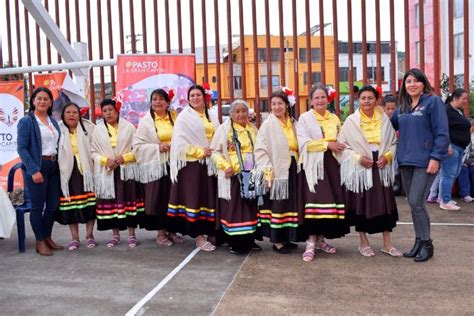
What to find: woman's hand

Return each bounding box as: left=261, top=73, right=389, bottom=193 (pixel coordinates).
left=224, top=167, right=234, bottom=179
left=106, top=158, right=117, bottom=169
left=32, top=171, right=44, bottom=184
left=203, top=147, right=213, bottom=158
left=360, top=156, right=374, bottom=169
left=426, top=159, right=439, bottom=174
left=327, top=142, right=346, bottom=152
left=159, top=143, right=171, bottom=153
left=376, top=156, right=388, bottom=169
left=115, top=155, right=125, bottom=165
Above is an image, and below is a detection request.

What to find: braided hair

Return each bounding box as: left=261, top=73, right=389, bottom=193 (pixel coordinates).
left=187, top=85, right=211, bottom=122
left=270, top=90, right=295, bottom=120
left=61, top=102, right=88, bottom=135
left=100, top=98, right=119, bottom=137
left=149, top=89, right=174, bottom=131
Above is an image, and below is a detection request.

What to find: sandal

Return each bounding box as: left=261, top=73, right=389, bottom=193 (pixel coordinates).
left=67, top=240, right=80, bottom=251
left=156, top=235, right=173, bottom=247
left=358, top=246, right=375, bottom=257
left=86, top=238, right=97, bottom=249
left=167, top=233, right=185, bottom=244
left=380, top=247, right=403, bottom=257
left=106, top=236, right=120, bottom=248
left=128, top=236, right=139, bottom=248
left=316, top=239, right=336, bottom=254
left=302, top=242, right=316, bottom=262
left=196, top=240, right=216, bottom=252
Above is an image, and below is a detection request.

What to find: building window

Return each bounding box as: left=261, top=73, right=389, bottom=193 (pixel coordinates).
left=299, top=48, right=321, bottom=63
left=454, top=33, right=464, bottom=59
left=454, top=0, right=463, bottom=18
left=234, top=76, right=242, bottom=90
left=257, top=48, right=280, bottom=62
left=303, top=72, right=322, bottom=85
left=415, top=0, right=427, bottom=27
left=260, top=75, right=280, bottom=89
left=339, top=67, right=357, bottom=82
left=259, top=100, right=269, bottom=112
left=367, top=67, right=385, bottom=81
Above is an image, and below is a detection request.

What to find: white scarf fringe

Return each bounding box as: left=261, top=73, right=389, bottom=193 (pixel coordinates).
left=340, top=155, right=373, bottom=193
left=304, top=152, right=324, bottom=193
left=83, top=171, right=95, bottom=193
left=217, top=173, right=232, bottom=200
left=93, top=158, right=116, bottom=199
left=120, top=163, right=140, bottom=181
left=138, top=153, right=169, bottom=183
left=270, top=178, right=289, bottom=200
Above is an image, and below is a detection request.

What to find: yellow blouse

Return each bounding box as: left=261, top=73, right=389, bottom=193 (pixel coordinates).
left=307, top=110, right=341, bottom=152
left=154, top=111, right=175, bottom=143
left=279, top=117, right=298, bottom=153
left=100, top=123, right=135, bottom=166
left=359, top=109, right=392, bottom=162
left=70, top=130, right=83, bottom=174
left=213, top=123, right=256, bottom=173
left=186, top=110, right=216, bottom=161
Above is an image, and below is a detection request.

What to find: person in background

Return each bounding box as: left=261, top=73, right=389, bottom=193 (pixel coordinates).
left=133, top=89, right=184, bottom=246
left=382, top=95, right=397, bottom=118
left=91, top=99, right=144, bottom=248
left=255, top=88, right=301, bottom=254
left=297, top=84, right=349, bottom=262
left=17, top=87, right=63, bottom=256
left=57, top=103, right=97, bottom=250
left=211, top=99, right=260, bottom=254
left=456, top=119, right=474, bottom=202
left=391, top=68, right=449, bottom=262
left=436, top=88, right=471, bottom=210
left=338, top=85, right=400, bottom=258
left=167, top=85, right=219, bottom=251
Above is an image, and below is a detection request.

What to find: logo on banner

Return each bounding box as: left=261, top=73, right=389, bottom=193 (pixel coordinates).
left=124, top=61, right=165, bottom=73
left=0, top=106, right=19, bottom=127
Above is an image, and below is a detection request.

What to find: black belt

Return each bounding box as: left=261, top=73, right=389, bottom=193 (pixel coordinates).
left=42, top=155, right=57, bottom=161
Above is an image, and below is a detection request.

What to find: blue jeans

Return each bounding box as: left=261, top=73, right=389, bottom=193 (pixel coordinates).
left=457, top=164, right=474, bottom=197
left=439, top=144, right=465, bottom=203
left=24, top=159, right=60, bottom=241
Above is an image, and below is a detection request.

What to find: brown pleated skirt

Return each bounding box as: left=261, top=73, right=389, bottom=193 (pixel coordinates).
left=345, top=152, right=398, bottom=234
left=298, top=151, right=350, bottom=239
left=142, top=166, right=172, bottom=231
left=167, top=161, right=217, bottom=238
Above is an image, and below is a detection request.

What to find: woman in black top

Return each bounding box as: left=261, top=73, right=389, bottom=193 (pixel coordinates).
left=438, top=88, right=471, bottom=211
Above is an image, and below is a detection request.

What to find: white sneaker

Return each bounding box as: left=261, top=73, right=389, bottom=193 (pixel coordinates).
left=462, top=196, right=474, bottom=203
left=440, top=201, right=461, bottom=211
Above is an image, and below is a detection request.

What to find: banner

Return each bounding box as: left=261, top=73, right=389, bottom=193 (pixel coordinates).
left=116, top=54, right=195, bottom=126
left=0, top=81, right=25, bottom=190
left=34, top=72, right=87, bottom=122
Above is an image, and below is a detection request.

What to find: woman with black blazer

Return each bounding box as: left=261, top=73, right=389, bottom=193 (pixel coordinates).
left=17, top=87, right=63, bottom=256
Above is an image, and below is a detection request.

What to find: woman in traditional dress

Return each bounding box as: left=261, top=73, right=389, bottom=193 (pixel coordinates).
left=91, top=99, right=144, bottom=248
left=167, top=85, right=219, bottom=251
left=17, top=87, right=63, bottom=256
left=297, top=84, right=350, bottom=262
left=337, top=85, right=401, bottom=258
left=133, top=89, right=184, bottom=246
left=57, top=103, right=96, bottom=250
left=210, top=99, right=260, bottom=254
left=255, top=88, right=300, bottom=254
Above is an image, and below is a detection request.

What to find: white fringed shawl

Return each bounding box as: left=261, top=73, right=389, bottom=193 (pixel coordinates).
left=210, top=120, right=257, bottom=200
left=90, top=119, right=139, bottom=199
left=254, top=113, right=297, bottom=200
left=296, top=111, right=325, bottom=193
left=58, top=119, right=95, bottom=200
left=336, top=109, right=397, bottom=193
left=169, top=106, right=218, bottom=183
left=133, top=112, right=170, bottom=183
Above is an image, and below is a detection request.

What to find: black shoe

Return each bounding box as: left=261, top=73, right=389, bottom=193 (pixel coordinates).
left=272, top=244, right=291, bottom=254
left=414, top=239, right=434, bottom=262
left=284, top=242, right=298, bottom=249
left=404, top=238, right=422, bottom=258
left=251, top=242, right=262, bottom=251
left=229, top=246, right=248, bottom=255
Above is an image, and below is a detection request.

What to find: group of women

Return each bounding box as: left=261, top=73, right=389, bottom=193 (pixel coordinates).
left=17, top=68, right=450, bottom=263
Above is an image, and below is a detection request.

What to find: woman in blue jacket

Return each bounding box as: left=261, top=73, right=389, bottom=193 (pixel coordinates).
left=391, top=68, right=449, bottom=262
left=17, top=87, right=63, bottom=256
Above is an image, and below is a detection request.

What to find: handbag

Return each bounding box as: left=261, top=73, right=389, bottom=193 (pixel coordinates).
left=231, top=121, right=260, bottom=200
